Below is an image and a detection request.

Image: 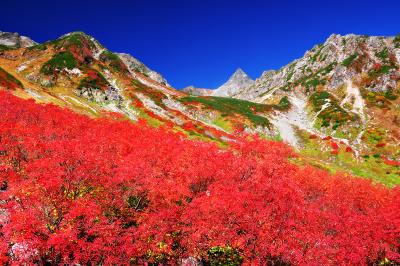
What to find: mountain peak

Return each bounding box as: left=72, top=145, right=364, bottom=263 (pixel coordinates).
left=231, top=67, right=249, bottom=78
left=0, top=31, right=37, bottom=48
left=213, top=68, right=254, bottom=97
left=233, top=67, right=245, bottom=74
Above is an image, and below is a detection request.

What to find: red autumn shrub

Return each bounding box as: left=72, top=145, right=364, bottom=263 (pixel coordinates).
left=376, top=143, right=386, bottom=148
left=330, top=141, right=339, bottom=149
left=374, top=63, right=382, bottom=70
left=0, top=91, right=399, bottom=265
left=384, top=157, right=400, bottom=166
left=346, top=146, right=354, bottom=153
left=330, top=149, right=339, bottom=155
left=322, top=136, right=332, bottom=140
left=0, top=68, right=23, bottom=90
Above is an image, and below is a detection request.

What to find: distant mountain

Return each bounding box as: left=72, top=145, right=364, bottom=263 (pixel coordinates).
left=117, top=53, right=170, bottom=86
left=0, top=31, right=36, bottom=48
left=181, top=85, right=213, bottom=96
left=212, top=68, right=254, bottom=97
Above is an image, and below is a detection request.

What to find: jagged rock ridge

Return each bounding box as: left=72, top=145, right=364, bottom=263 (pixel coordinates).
left=233, top=34, right=400, bottom=101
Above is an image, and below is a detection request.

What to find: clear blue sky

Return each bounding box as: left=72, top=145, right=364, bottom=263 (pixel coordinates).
left=1, top=0, right=400, bottom=89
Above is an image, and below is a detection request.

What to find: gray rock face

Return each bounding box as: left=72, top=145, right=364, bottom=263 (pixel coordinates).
left=0, top=31, right=37, bottom=48
left=213, top=68, right=254, bottom=97
left=117, top=53, right=170, bottom=86
left=232, top=34, right=400, bottom=102
left=182, top=86, right=213, bottom=96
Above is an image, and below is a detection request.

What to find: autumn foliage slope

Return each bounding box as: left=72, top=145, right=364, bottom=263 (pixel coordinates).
left=0, top=91, right=399, bottom=265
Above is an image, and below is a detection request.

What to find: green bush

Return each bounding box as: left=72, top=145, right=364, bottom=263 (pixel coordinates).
left=277, top=96, right=291, bottom=110
left=99, top=50, right=126, bottom=72
left=310, top=91, right=354, bottom=129
left=342, top=53, right=358, bottom=67
left=40, top=52, right=77, bottom=75
left=99, top=50, right=120, bottom=62
left=0, top=67, right=23, bottom=88
left=180, top=96, right=271, bottom=127
left=384, top=90, right=398, bottom=101
left=78, top=69, right=109, bottom=91
left=27, top=43, right=47, bottom=51
left=369, top=64, right=397, bottom=78
left=376, top=48, right=389, bottom=62
left=53, top=32, right=96, bottom=50
left=0, top=44, right=14, bottom=52
left=206, top=246, right=243, bottom=266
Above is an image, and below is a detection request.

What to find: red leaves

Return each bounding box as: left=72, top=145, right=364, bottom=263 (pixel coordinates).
left=330, top=149, right=339, bottom=155
left=330, top=141, right=339, bottom=149
left=374, top=63, right=382, bottom=70
left=86, top=69, right=100, bottom=80
left=0, top=91, right=398, bottom=265
left=384, top=157, right=400, bottom=166
left=376, top=143, right=386, bottom=148
left=322, top=136, right=332, bottom=140
left=0, top=68, right=23, bottom=91
left=182, top=121, right=195, bottom=131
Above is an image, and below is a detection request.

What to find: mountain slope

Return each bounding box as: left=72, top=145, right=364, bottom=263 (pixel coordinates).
left=213, top=68, right=254, bottom=97
left=225, top=34, right=400, bottom=185
left=0, top=31, right=398, bottom=186
left=0, top=31, right=278, bottom=146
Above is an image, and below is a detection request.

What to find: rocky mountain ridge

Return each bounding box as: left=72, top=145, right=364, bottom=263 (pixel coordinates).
left=228, top=34, right=400, bottom=152
left=233, top=34, right=400, bottom=101
left=0, top=30, right=399, bottom=186
left=117, top=52, right=170, bottom=86
left=0, top=31, right=37, bottom=48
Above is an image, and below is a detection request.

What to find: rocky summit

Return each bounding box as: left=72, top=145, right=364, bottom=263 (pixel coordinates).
left=0, top=31, right=37, bottom=48
left=212, top=68, right=254, bottom=97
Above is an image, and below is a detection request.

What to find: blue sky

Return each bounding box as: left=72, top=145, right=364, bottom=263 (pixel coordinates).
left=1, top=0, right=400, bottom=89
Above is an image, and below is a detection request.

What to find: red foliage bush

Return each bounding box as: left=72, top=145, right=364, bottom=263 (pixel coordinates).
left=0, top=68, right=22, bottom=91
left=330, top=149, right=339, bottom=155
left=330, top=141, right=339, bottom=150
left=0, top=91, right=399, bottom=265
left=376, top=143, right=386, bottom=148
left=384, top=157, right=400, bottom=166
left=182, top=121, right=196, bottom=131
left=322, top=136, right=332, bottom=140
